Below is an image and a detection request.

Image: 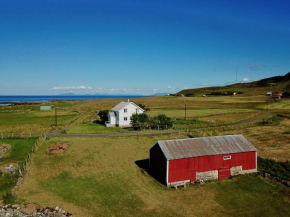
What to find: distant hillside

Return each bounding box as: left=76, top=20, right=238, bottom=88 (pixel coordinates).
left=177, top=72, right=290, bottom=96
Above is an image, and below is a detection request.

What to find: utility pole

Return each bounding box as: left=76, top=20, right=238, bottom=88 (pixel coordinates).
left=184, top=101, right=187, bottom=120
left=55, top=107, right=58, bottom=126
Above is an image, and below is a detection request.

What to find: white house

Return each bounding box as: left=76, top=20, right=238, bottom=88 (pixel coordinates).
left=105, top=100, right=145, bottom=128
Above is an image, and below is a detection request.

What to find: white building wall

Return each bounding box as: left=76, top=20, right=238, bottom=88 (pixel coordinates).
left=118, top=103, right=144, bottom=127
left=109, top=114, right=116, bottom=125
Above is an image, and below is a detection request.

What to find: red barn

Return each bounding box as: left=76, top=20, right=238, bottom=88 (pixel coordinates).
left=149, top=135, right=257, bottom=186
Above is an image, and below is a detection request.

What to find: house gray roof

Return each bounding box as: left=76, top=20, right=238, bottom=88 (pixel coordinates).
left=156, top=135, right=257, bottom=160
left=111, top=101, right=144, bottom=112
left=109, top=111, right=115, bottom=117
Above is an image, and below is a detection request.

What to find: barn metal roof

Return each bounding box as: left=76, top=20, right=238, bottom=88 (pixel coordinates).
left=157, top=135, right=257, bottom=160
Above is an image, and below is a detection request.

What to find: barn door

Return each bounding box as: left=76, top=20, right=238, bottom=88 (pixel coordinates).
left=218, top=168, right=230, bottom=180
left=189, top=170, right=196, bottom=182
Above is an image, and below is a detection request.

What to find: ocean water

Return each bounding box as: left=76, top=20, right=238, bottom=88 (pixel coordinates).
left=0, top=95, right=146, bottom=102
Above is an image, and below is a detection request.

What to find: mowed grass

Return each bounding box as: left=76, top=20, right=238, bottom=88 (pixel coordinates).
left=68, top=122, right=128, bottom=134
left=17, top=136, right=290, bottom=217
left=0, top=138, right=37, bottom=166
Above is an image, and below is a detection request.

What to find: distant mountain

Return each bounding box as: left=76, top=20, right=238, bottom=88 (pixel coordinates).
left=177, top=72, right=290, bottom=96
left=57, top=92, right=77, bottom=96
left=151, top=92, right=169, bottom=96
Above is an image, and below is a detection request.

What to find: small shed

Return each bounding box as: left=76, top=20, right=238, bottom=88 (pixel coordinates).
left=40, top=106, right=52, bottom=111
left=149, top=135, right=257, bottom=186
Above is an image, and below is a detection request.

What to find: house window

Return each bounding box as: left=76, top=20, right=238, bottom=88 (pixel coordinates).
left=124, top=109, right=127, bottom=113
left=124, top=117, right=127, bottom=121
left=223, top=155, right=231, bottom=160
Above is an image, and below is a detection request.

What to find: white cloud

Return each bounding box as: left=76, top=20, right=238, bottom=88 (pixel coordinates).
left=52, top=86, right=92, bottom=90
left=242, top=78, right=250, bottom=82
left=167, top=86, right=172, bottom=89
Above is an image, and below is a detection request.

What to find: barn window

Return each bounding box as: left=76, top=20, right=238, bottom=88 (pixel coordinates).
left=223, top=155, right=231, bottom=160
left=124, top=109, right=127, bottom=113
left=124, top=117, right=127, bottom=121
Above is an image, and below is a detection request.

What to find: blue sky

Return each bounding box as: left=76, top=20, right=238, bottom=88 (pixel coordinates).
left=0, top=0, right=290, bottom=95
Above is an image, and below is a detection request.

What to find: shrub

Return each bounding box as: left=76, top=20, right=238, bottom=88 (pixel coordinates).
left=131, top=114, right=173, bottom=130
left=151, top=114, right=173, bottom=130
left=258, top=157, right=290, bottom=180
left=98, top=110, right=109, bottom=124
left=131, top=113, right=149, bottom=130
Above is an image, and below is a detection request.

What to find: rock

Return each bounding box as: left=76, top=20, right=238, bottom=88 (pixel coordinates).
left=12, top=204, right=20, bottom=209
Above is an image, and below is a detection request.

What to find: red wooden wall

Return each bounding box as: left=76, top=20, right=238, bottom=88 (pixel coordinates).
left=168, top=152, right=256, bottom=183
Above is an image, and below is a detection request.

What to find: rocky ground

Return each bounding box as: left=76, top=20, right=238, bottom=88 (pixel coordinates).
left=0, top=204, right=73, bottom=217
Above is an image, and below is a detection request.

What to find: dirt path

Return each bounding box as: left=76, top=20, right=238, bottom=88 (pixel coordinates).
left=47, top=129, right=187, bottom=138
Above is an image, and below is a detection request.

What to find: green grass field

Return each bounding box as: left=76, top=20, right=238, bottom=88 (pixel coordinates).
left=0, top=138, right=37, bottom=165
left=17, top=136, right=290, bottom=217
left=68, top=122, right=128, bottom=134
left=0, top=105, right=79, bottom=134
left=147, top=108, right=257, bottom=119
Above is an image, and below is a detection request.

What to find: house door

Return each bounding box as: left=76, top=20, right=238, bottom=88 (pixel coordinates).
left=190, top=170, right=196, bottom=182
left=218, top=168, right=230, bottom=180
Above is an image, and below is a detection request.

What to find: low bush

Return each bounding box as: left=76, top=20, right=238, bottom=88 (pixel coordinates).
left=258, top=157, right=290, bottom=180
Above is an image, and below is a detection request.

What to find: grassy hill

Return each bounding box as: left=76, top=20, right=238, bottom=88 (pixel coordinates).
left=177, top=72, right=290, bottom=96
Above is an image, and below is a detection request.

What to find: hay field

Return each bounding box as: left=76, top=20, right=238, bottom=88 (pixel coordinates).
left=17, top=136, right=290, bottom=217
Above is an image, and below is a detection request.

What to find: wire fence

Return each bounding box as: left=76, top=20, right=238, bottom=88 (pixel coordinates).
left=11, top=135, right=47, bottom=195
left=0, top=133, right=44, bottom=139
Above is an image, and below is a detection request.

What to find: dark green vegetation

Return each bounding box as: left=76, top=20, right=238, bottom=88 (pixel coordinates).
left=177, top=71, right=290, bottom=96
left=131, top=113, right=173, bottom=130
left=0, top=173, right=18, bottom=203
left=209, top=174, right=290, bottom=217
left=258, top=157, right=290, bottom=180
left=97, top=110, right=109, bottom=124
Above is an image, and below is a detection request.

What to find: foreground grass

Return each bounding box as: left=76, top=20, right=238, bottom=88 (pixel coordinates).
left=17, top=136, right=290, bottom=217
left=209, top=174, right=290, bottom=217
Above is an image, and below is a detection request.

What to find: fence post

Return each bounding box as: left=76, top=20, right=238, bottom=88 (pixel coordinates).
left=151, top=133, right=153, bottom=139
left=136, top=133, right=139, bottom=139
